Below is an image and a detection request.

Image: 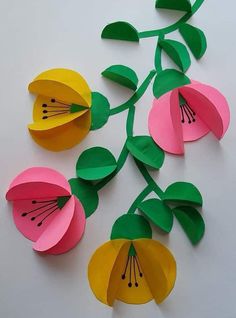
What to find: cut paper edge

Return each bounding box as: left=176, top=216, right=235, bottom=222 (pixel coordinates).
left=6, top=167, right=71, bottom=201
left=28, top=68, right=91, bottom=107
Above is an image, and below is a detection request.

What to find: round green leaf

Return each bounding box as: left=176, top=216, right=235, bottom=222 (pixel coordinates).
left=163, top=182, right=203, bottom=206
left=90, top=92, right=110, bottom=130
left=102, top=65, right=138, bottom=91
left=153, top=69, right=190, bottom=98
left=126, top=136, right=165, bottom=169
left=101, top=21, right=139, bottom=42
left=179, top=23, right=207, bottom=59
left=76, top=147, right=117, bottom=181
left=111, top=214, right=152, bottom=240
left=173, top=206, right=205, bottom=244
left=159, top=39, right=191, bottom=72
left=138, top=199, right=173, bottom=233
left=69, top=178, right=99, bottom=218
left=155, top=0, right=191, bottom=12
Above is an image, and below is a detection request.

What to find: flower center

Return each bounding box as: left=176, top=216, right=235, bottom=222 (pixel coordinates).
left=41, top=99, right=89, bottom=120
left=121, top=244, right=143, bottom=288
left=179, top=94, right=196, bottom=124
left=21, top=196, right=71, bottom=227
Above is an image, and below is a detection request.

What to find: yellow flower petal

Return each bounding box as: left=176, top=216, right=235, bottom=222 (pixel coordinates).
left=88, top=239, right=131, bottom=306
left=28, top=68, right=91, bottom=107
left=28, top=112, right=91, bottom=151
left=133, top=239, right=176, bottom=304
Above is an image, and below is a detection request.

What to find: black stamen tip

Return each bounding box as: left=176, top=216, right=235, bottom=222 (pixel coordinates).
left=121, top=274, right=126, bottom=280
left=128, top=283, right=132, bottom=288
left=21, top=213, right=27, bottom=217
left=193, top=118, right=196, bottom=122
left=42, top=104, right=47, bottom=107
left=31, top=217, right=35, bottom=221
left=140, top=273, right=143, bottom=277
left=42, top=116, right=48, bottom=120
left=135, top=283, right=138, bottom=287
left=51, top=98, right=55, bottom=103
left=181, top=120, right=184, bottom=123
left=32, top=200, right=36, bottom=204
left=188, top=120, right=191, bottom=124
left=43, top=110, right=48, bottom=114
left=37, top=222, right=42, bottom=227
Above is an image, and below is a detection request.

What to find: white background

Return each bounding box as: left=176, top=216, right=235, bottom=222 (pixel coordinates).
left=0, top=0, right=235, bottom=317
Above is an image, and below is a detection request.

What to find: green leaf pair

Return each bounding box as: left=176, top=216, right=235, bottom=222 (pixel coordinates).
left=139, top=182, right=205, bottom=244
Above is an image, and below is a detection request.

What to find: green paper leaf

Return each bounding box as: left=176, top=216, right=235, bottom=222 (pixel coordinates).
left=69, top=178, right=99, bottom=218
left=159, top=39, right=191, bottom=72
left=153, top=69, right=190, bottom=98
left=163, top=182, right=203, bottom=206
left=155, top=0, right=191, bottom=12
left=90, top=92, right=110, bottom=130
left=101, top=21, right=139, bottom=42
left=76, top=147, right=117, bottom=181
left=111, top=214, right=152, bottom=240
left=138, top=199, right=173, bottom=233
left=102, top=65, right=138, bottom=91
left=179, top=23, right=207, bottom=59
left=126, top=136, right=165, bottom=169
left=173, top=206, right=205, bottom=244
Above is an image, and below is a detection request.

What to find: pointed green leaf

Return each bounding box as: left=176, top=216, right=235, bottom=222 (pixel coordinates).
left=126, top=136, right=165, bottom=169
left=179, top=23, right=207, bottom=59
left=90, top=92, right=110, bottom=130
left=102, top=65, right=138, bottom=90
left=163, top=182, right=203, bottom=206
left=101, top=21, right=139, bottom=42
left=159, top=39, right=191, bottom=72
left=69, top=178, right=99, bottom=218
left=76, top=147, right=117, bottom=181
left=173, top=206, right=205, bottom=244
left=139, top=199, right=173, bottom=233
left=155, top=0, right=191, bottom=12
left=153, top=69, right=190, bottom=98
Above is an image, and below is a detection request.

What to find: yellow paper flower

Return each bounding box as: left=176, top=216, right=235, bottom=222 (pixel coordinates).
left=28, top=68, right=91, bottom=151
left=88, top=214, right=176, bottom=306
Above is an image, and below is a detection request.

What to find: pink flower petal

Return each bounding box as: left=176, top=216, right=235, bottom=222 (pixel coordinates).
left=181, top=115, right=209, bottom=142
left=180, top=83, right=230, bottom=139
left=33, top=196, right=75, bottom=252
left=6, top=167, right=71, bottom=201
left=148, top=89, right=184, bottom=155
left=45, top=196, right=86, bottom=255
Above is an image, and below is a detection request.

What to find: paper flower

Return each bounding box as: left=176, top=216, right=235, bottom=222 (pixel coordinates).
left=148, top=80, right=230, bottom=154
left=28, top=68, right=91, bottom=151
left=88, top=214, right=176, bottom=306
left=6, top=167, right=86, bottom=254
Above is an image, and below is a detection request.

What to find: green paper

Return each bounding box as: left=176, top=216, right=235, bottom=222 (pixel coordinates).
left=69, top=178, right=99, bottom=218
left=101, top=21, right=139, bottom=42
left=102, top=65, right=138, bottom=91
left=179, top=23, right=207, bottom=59
left=57, top=196, right=71, bottom=209
left=70, top=104, right=89, bottom=113
left=110, top=214, right=152, bottom=240
left=138, top=199, right=173, bottom=233
left=173, top=206, right=205, bottom=244
left=163, top=182, right=203, bottom=206
left=126, top=136, right=165, bottom=169
left=90, top=92, right=110, bottom=130
left=153, top=69, right=190, bottom=98
left=155, top=0, right=192, bottom=12
left=76, top=147, right=117, bottom=181
left=158, top=39, right=191, bottom=72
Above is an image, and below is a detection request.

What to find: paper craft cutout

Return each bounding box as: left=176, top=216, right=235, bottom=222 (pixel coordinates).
left=149, top=80, right=230, bottom=154
left=101, top=21, right=139, bottom=42
left=88, top=214, right=176, bottom=305
left=28, top=68, right=91, bottom=151
left=126, top=136, right=165, bottom=169
left=6, top=167, right=86, bottom=254
left=90, top=92, right=110, bottom=130
left=159, top=39, right=191, bottom=72
left=155, top=0, right=192, bottom=12
left=179, top=24, right=207, bottom=59
left=173, top=206, right=205, bottom=244
left=76, top=147, right=117, bottom=181
left=138, top=199, right=173, bottom=233
left=102, top=65, right=139, bottom=91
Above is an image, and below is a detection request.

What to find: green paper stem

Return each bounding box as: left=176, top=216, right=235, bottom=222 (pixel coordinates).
left=154, top=35, right=164, bottom=73
left=109, top=70, right=156, bottom=116
left=127, top=184, right=153, bottom=214
left=138, top=0, right=205, bottom=39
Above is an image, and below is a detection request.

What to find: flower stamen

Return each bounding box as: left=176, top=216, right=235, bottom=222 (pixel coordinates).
left=121, top=246, right=143, bottom=288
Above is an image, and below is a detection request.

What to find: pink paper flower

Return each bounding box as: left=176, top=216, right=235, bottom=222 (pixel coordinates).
left=6, top=167, right=86, bottom=255
left=148, top=80, right=230, bottom=155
